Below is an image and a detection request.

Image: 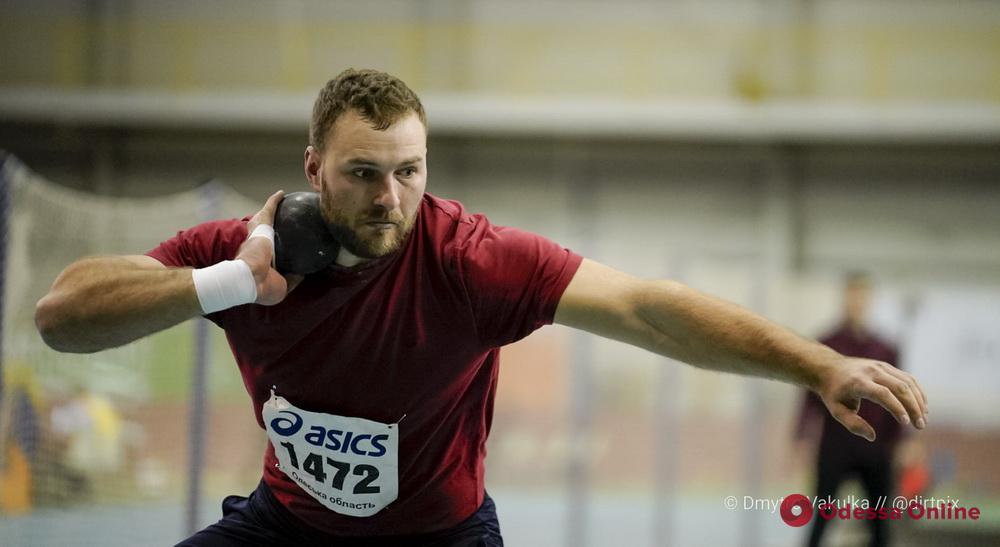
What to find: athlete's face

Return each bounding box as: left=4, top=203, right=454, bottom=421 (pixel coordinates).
left=305, top=110, right=427, bottom=259
left=844, top=280, right=871, bottom=329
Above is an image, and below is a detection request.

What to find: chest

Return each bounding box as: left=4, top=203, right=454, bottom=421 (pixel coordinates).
left=219, top=267, right=485, bottom=423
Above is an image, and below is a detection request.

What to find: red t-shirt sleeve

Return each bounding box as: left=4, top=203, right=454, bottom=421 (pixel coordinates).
left=146, top=219, right=248, bottom=269
left=145, top=219, right=249, bottom=323
left=454, top=215, right=583, bottom=348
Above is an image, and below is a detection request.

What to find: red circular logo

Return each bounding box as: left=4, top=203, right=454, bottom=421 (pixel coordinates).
left=780, top=494, right=813, bottom=527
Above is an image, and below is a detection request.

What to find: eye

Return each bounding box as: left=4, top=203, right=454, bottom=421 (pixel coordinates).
left=351, top=168, right=374, bottom=179
left=397, top=167, right=417, bottom=178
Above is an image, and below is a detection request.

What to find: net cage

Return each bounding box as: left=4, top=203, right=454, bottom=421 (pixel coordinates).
left=0, top=152, right=266, bottom=545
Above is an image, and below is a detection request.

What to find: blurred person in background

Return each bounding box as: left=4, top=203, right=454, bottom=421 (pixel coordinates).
left=795, top=273, right=908, bottom=547
left=35, top=69, right=929, bottom=547
left=44, top=383, right=93, bottom=504
left=44, top=382, right=127, bottom=504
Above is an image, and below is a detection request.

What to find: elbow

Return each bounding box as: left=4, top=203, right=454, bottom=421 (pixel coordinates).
left=34, top=294, right=96, bottom=354
left=634, top=279, right=702, bottom=363
left=34, top=294, right=61, bottom=344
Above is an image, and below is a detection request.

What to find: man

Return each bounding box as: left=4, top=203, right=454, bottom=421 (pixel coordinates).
left=795, top=274, right=905, bottom=547
left=35, top=69, right=928, bottom=546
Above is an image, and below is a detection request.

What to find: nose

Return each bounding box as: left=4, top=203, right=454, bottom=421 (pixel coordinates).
left=372, top=174, right=401, bottom=212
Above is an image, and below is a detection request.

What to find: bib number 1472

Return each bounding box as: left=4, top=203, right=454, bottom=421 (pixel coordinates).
left=278, top=441, right=380, bottom=494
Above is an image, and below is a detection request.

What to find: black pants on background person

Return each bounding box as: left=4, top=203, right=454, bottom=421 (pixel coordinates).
left=807, top=448, right=893, bottom=547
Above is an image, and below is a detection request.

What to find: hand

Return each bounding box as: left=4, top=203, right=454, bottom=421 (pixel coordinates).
left=238, top=190, right=304, bottom=305
left=816, top=357, right=928, bottom=442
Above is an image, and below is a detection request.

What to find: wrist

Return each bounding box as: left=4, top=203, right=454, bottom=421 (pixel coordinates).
left=803, top=346, right=841, bottom=393
left=248, top=224, right=274, bottom=246
left=191, top=259, right=258, bottom=313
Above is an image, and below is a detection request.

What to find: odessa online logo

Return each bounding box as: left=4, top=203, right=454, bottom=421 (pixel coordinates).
left=271, top=411, right=304, bottom=436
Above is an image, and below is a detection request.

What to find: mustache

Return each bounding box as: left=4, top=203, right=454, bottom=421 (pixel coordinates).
left=359, top=210, right=405, bottom=224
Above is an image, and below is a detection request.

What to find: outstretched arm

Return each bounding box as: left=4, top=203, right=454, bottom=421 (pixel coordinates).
left=35, top=191, right=298, bottom=353
left=554, top=259, right=928, bottom=441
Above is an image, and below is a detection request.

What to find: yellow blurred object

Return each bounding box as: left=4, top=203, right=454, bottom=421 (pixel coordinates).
left=3, top=362, right=44, bottom=407
left=0, top=362, right=43, bottom=513
left=734, top=68, right=768, bottom=102
left=0, top=444, right=33, bottom=513
left=732, top=29, right=770, bottom=103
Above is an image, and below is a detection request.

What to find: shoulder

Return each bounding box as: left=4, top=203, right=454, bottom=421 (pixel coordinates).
left=417, top=192, right=578, bottom=270
left=870, top=333, right=900, bottom=360
left=147, top=217, right=249, bottom=268
left=421, top=193, right=477, bottom=227
left=419, top=193, right=491, bottom=250
left=175, top=217, right=249, bottom=254
left=818, top=324, right=849, bottom=345
left=187, top=217, right=249, bottom=241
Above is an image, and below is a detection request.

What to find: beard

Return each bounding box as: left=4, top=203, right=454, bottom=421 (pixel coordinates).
left=319, top=189, right=416, bottom=260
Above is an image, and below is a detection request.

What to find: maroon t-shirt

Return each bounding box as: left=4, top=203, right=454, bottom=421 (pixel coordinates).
left=147, top=193, right=583, bottom=536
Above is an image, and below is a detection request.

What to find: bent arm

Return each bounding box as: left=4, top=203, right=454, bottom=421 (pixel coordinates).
left=34, top=255, right=202, bottom=353
left=554, top=259, right=928, bottom=441
left=35, top=190, right=298, bottom=354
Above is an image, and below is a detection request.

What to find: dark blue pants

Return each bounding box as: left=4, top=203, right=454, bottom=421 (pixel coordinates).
left=176, top=481, right=503, bottom=547
left=807, top=451, right=892, bottom=547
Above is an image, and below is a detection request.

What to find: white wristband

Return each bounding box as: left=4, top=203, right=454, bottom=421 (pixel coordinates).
left=191, top=259, right=258, bottom=314
left=248, top=224, right=274, bottom=246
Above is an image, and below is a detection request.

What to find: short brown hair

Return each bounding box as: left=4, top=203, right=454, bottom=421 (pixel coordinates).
left=309, top=68, right=427, bottom=152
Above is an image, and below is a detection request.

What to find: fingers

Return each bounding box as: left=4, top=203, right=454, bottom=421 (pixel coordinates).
left=248, top=190, right=285, bottom=231
left=260, top=190, right=285, bottom=224
left=831, top=403, right=876, bottom=442
left=857, top=381, right=912, bottom=427
left=878, top=362, right=929, bottom=419
left=241, top=190, right=285, bottom=273
left=870, top=363, right=927, bottom=429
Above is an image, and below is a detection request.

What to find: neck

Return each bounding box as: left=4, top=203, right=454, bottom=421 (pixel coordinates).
left=847, top=321, right=868, bottom=339
left=335, top=248, right=369, bottom=267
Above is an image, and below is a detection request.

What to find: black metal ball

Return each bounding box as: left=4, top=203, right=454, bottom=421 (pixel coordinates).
left=272, top=192, right=339, bottom=275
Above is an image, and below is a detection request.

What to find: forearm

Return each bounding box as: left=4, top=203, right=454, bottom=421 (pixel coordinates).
left=35, top=256, right=203, bottom=353
left=634, top=280, right=839, bottom=391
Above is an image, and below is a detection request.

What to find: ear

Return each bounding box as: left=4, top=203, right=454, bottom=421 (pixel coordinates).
left=304, top=146, right=323, bottom=192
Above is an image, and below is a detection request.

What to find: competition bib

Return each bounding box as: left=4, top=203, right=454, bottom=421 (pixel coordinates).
left=262, top=390, right=399, bottom=517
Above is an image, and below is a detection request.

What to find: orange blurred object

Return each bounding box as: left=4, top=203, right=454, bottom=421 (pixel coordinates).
left=898, top=462, right=931, bottom=500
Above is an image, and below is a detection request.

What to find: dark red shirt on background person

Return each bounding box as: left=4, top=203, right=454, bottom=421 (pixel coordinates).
left=796, top=320, right=902, bottom=547
left=146, top=193, right=583, bottom=536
